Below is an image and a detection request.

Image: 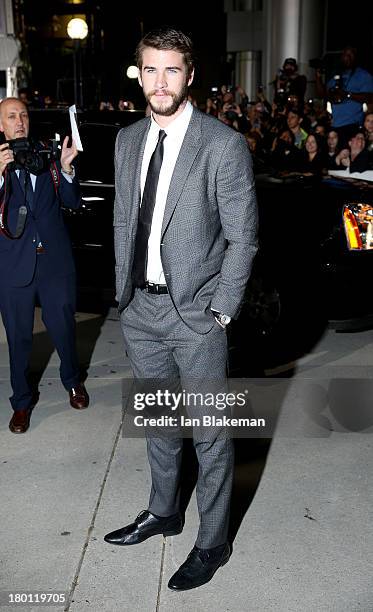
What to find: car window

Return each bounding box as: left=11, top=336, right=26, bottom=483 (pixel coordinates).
left=77, top=123, right=120, bottom=184
left=28, top=109, right=145, bottom=185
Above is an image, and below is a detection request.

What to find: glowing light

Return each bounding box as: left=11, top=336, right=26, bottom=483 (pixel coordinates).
left=67, top=18, right=88, bottom=40
left=126, top=65, right=139, bottom=79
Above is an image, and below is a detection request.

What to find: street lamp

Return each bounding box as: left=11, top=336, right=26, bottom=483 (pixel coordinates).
left=126, top=65, right=138, bottom=79
left=67, top=18, right=88, bottom=108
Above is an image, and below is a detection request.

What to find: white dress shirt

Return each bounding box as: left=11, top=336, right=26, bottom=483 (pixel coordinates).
left=141, top=101, right=193, bottom=284
left=0, top=167, right=74, bottom=190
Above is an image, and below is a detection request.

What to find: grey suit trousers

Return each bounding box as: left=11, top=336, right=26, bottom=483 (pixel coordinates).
left=120, top=288, right=234, bottom=548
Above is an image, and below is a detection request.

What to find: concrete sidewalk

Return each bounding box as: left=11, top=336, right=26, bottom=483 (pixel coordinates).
left=1, top=309, right=372, bottom=612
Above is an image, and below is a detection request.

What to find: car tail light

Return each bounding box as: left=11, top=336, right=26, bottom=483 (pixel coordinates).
left=343, top=203, right=373, bottom=250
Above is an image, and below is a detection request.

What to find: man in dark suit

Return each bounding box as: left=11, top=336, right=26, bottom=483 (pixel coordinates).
left=0, top=97, right=89, bottom=434
left=104, top=28, right=258, bottom=590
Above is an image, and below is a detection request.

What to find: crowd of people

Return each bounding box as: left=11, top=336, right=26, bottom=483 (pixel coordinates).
left=21, top=45, right=373, bottom=179
left=199, top=48, right=373, bottom=177
left=102, top=47, right=373, bottom=177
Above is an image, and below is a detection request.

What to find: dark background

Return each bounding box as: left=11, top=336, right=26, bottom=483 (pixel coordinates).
left=17, top=0, right=227, bottom=108
left=15, top=0, right=373, bottom=109
left=326, top=0, right=373, bottom=72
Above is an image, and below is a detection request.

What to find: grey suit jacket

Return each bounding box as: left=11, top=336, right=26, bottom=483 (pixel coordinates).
left=114, top=107, right=258, bottom=334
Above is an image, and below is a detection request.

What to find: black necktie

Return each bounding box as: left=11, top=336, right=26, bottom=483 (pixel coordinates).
left=19, top=168, right=43, bottom=246
left=132, top=129, right=167, bottom=288
left=18, top=168, right=34, bottom=211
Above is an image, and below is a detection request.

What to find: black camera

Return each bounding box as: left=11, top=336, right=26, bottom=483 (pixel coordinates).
left=309, top=57, right=326, bottom=72
left=210, top=86, right=219, bottom=101
left=7, top=137, right=59, bottom=175
left=328, top=75, right=345, bottom=104
left=225, top=109, right=238, bottom=121
left=274, top=88, right=288, bottom=106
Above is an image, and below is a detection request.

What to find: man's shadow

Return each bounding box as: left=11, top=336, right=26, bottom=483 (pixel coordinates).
left=179, top=436, right=272, bottom=544
left=28, top=301, right=111, bottom=403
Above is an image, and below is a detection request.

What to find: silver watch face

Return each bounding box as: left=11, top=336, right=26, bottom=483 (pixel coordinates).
left=219, top=314, right=230, bottom=325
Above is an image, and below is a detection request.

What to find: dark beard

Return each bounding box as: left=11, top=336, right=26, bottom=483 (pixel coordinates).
left=146, top=80, right=189, bottom=116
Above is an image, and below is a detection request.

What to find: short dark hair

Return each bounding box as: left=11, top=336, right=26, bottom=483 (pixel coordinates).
left=287, top=107, right=303, bottom=119
left=283, top=57, right=298, bottom=69
left=135, top=26, right=195, bottom=77
left=278, top=127, right=295, bottom=144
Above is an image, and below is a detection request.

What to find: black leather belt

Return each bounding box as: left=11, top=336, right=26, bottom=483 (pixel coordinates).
left=142, top=282, right=168, bottom=294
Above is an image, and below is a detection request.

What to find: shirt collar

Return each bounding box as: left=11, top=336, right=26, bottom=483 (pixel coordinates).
left=150, top=101, right=193, bottom=140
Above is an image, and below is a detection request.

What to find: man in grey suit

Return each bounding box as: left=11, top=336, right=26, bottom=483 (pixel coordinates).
left=104, top=27, right=258, bottom=591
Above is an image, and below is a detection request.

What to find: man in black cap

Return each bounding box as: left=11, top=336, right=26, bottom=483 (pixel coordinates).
left=274, top=57, right=307, bottom=112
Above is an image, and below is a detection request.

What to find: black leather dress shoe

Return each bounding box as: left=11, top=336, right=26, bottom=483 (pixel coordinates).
left=168, top=543, right=231, bottom=591
left=9, top=409, right=31, bottom=434
left=104, top=510, right=183, bottom=546
left=69, top=383, right=89, bottom=409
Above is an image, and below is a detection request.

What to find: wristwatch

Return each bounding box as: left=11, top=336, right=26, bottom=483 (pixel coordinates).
left=62, top=166, right=74, bottom=175
left=211, top=310, right=231, bottom=328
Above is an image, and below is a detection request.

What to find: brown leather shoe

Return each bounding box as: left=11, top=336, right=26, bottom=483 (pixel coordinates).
left=69, top=383, right=89, bottom=409
left=9, top=409, right=31, bottom=434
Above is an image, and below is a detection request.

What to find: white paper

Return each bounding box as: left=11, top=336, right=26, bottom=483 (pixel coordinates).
left=328, top=169, right=373, bottom=183
left=69, top=104, right=83, bottom=151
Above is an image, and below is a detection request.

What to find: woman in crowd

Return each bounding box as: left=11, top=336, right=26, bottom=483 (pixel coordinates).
left=296, top=133, right=327, bottom=175
left=326, top=129, right=340, bottom=169
left=333, top=130, right=370, bottom=172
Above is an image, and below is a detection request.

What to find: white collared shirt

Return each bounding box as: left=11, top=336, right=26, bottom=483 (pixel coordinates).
left=0, top=167, right=74, bottom=190
left=0, top=169, right=37, bottom=190
left=141, top=101, right=193, bottom=284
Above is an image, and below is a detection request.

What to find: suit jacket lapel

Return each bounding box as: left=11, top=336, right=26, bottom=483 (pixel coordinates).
left=161, top=109, right=202, bottom=238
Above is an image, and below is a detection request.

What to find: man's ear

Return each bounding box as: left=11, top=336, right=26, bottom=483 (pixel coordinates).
left=188, top=68, right=195, bottom=87
left=138, top=70, right=143, bottom=88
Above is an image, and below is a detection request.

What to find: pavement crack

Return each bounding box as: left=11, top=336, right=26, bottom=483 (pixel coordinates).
left=304, top=507, right=317, bottom=521
left=156, top=540, right=167, bottom=612
left=64, top=412, right=124, bottom=611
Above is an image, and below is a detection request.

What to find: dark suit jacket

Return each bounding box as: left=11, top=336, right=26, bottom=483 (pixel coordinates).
left=0, top=163, right=81, bottom=287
